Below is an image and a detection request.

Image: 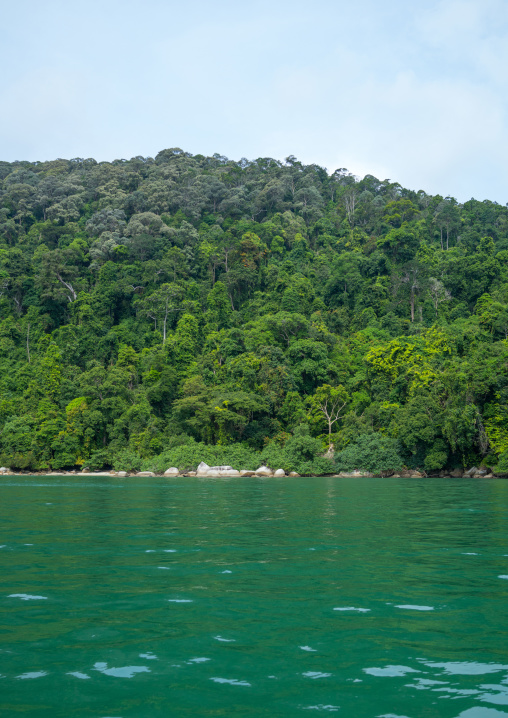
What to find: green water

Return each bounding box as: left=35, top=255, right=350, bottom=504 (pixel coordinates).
left=1, top=477, right=508, bottom=718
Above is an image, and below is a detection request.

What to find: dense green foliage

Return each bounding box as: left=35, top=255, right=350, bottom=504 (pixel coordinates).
left=1, top=148, right=507, bottom=472
left=334, top=433, right=404, bottom=474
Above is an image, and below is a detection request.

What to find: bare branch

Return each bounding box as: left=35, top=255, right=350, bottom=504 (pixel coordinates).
left=56, top=273, right=77, bottom=302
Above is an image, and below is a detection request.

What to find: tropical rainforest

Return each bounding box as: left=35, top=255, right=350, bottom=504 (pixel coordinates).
left=1, top=148, right=508, bottom=474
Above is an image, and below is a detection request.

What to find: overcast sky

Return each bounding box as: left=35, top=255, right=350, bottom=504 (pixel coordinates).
left=1, top=0, right=507, bottom=203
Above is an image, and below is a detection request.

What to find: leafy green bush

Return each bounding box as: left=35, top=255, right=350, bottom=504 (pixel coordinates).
left=334, top=433, right=403, bottom=474
left=140, top=440, right=261, bottom=473
left=51, top=452, right=78, bottom=470
left=297, top=457, right=336, bottom=476
left=263, top=425, right=332, bottom=474
left=495, top=449, right=508, bottom=473
left=0, top=450, right=37, bottom=471
left=424, top=439, right=448, bottom=470
left=88, top=449, right=112, bottom=471
left=112, top=449, right=143, bottom=472
left=109, top=427, right=332, bottom=475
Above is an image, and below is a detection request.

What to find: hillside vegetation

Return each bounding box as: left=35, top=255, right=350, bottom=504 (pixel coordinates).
left=1, top=148, right=508, bottom=473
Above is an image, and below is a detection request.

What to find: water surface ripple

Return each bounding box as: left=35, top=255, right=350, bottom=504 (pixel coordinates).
left=1, top=476, right=508, bottom=717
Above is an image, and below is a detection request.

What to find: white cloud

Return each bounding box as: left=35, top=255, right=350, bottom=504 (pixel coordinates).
left=417, top=0, right=508, bottom=87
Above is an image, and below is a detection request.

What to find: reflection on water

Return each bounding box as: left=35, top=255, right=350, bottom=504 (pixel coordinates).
left=364, top=665, right=420, bottom=677
left=94, top=662, right=150, bottom=678
left=210, top=676, right=251, bottom=686
left=302, top=704, right=339, bottom=712
left=16, top=671, right=48, bottom=680
left=424, top=663, right=508, bottom=675
left=394, top=604, right=435, bottom=610
left=1, top=476, right=508, bottom=717
left=457, top=709, right=508, bottom=718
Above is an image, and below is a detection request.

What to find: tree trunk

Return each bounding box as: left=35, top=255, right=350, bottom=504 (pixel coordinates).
left=56, top=273, right=77, bottom=302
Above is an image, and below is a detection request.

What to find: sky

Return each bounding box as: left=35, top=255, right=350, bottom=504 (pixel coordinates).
left=1, top=0, right=507, bottom=203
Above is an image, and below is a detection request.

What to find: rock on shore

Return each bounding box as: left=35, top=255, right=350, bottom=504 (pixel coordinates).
left=334, top=470, right=374, bottom=478
left=2, top=463, right=506, bottom=479
left=196, top=462, right=240, bottom=477
left=255, top=465, right=273, bottom=476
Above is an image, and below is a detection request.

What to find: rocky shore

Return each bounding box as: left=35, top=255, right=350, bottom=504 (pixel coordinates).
left=0, top=463, right=504, bottom=478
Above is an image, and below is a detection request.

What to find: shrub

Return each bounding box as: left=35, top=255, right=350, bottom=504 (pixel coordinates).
left=263, top=425, right=332, bottom=474
left=107, top=428, right=335, bottom=475
left=112, top=449, right=143, bottom=472
left=140, top=440, right=261, bottom=473
left=495, top=449, right=508, bottom=473
left=334, top=433, right=403, bottom=474
left=424, top=440, right=448, bottom=471
left=88, top=449, right=112, bottom=471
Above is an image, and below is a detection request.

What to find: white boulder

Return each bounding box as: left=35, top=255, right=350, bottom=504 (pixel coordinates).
left=240, top=470, right=255, bottom=477
left=274, top=469, right=286, bottom=477
left=255, top=465, right=273, bottom=477
left=289, top=472, right=300, bottom=477
left=117, top=471, right=127, bottom=477
left=197, top=462, right=237, bottom=476
left=136, top=471, right=155, bottom=477
left=164, top=467, right=179, bottom=476
left=206, top=468, right=240, bottom=476
left=336, top=470, right=373, bottom=478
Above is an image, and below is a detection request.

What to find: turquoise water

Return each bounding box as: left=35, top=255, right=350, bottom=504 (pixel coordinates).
left=1, top=476, right=508, bottom=718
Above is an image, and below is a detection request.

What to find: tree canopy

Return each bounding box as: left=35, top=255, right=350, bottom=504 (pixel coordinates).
left=0, top=148, right=507, bottom=473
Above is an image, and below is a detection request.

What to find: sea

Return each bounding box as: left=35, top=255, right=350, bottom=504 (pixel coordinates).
left=1, top=475, right=508, bottom=718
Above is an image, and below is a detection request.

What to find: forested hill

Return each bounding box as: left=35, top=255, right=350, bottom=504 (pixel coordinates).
left=1, top=147, right=508, bottom=475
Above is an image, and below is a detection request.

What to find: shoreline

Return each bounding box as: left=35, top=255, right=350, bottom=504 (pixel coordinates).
left=0, top=469, right=505, bottom=479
